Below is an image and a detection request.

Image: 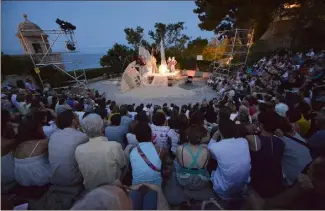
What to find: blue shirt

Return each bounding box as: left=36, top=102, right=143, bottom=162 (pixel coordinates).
left=105, top=126, right=126, bottom=147
left=308, top=130, right=325, bottom=159
left=130, top=142, right=162, bottom=186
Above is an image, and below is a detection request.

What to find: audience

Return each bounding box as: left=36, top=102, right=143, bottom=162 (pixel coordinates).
left=1, top=48, right=325, bottom=210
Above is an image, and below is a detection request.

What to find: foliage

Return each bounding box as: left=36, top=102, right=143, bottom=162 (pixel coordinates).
left=100, top=43, right=136, bottom=70
left=148, top=22, right=190, bottom=51
left=194, top=0, right=325, bottom=48
left=202, top=38, right=228, bottom=61
left=124, top=26, right=151, bottom=50
left=183, top=37, right=209, bottom=59
left=1, top=53, right=34, bottom=76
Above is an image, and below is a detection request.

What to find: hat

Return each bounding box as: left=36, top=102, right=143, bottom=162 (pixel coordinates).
left=314, top=107, right=325, bottom=120
left=275, top=103, right=289, bottom=117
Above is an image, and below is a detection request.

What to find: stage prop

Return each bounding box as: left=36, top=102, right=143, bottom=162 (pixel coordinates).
left=120, top=61, right=142, bottom=92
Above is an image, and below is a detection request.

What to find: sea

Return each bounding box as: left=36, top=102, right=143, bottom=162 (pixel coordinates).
left=61, top=53, right=103, bottom=71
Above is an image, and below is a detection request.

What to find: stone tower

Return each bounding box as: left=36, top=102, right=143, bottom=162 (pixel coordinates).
left=16, top=14, right=65, bottom=70
left=16, top=14, right=51, bottom=55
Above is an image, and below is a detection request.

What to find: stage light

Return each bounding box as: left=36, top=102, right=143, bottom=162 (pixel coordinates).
left=158, top=64, right=168, bottom=74
left=66, top=41, right=76, bottom=51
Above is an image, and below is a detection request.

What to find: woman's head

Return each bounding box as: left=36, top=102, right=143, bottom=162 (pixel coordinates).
left=257, top=111, right=280, bottom=133
left=186, top=125, right=204, bottom=145
left=190, top=111, right=205, bottom=126
left=219, top=119, right=238, bottom=139
left=135, top=111, right=149, bottom=123
left=152, top=112, right=166, bottom=126
left=17, top=110, right=47, bottom=142
left=134, top=122, right=152, bottom=142
left=56, top=110, right=79, bottom=129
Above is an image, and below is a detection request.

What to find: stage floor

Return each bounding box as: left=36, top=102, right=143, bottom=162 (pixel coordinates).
left=88, top=77, right=216, bottom=105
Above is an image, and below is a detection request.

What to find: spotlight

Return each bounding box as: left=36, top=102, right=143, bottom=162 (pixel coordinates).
left=56, top=18, right=76, bottom=31
left=66, top=41, right=76, bottom=51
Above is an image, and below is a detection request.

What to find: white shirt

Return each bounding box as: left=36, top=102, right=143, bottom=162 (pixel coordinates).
left=127, top=133, right=138, bottom=146
left=75, top=136, right=128, bottom=190
left=167, top=129, right=180, bottom=154
left=230, top=113, right=238, bottom=121
left=208, top=138, right=251, bottom=200
left=129, top=112, right=137, bottom=120
left=150, top=124, right=170, bottom=149
left=43, top=121, right=59, bottom=138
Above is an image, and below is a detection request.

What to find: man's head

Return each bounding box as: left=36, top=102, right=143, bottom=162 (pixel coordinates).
left=71, top=185, right=132, bottom=210
left=152, top=112, right=166, bottom=126
left=111, top=114, right=121, bottom=126
left=56, top=110, right=79, bottom=129
left=135, top=122, right=152, bottom=142
left=81, top=113, right=103, bottom=138
left=119, top=105, right=128, bottom=116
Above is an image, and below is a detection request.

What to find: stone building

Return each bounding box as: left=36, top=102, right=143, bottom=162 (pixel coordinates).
left=16, top=14, right=65, bottom=70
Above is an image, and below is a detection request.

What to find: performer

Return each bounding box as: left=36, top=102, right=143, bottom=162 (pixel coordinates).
left=167, top=57, right=172, bottom=71
left=170, top=57, right=177, bottom=72
left=151, top=55, right=158, bottom=74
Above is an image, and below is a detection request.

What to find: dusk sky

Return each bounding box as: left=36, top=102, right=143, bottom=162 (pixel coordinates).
left=2, top=1, right=214, bottom=55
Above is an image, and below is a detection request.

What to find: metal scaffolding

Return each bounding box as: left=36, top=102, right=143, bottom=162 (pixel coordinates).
left=18, top=27, right=88, bottom=92
left=212, top=28, right=254, bottom=77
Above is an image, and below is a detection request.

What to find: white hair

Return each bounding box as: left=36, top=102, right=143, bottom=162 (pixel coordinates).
left=81, top=113, right=103, bottom=138
left=71, top=188, right=120, bottom=210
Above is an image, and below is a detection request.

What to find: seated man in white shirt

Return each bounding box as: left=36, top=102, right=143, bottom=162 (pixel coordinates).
left=208, top=119, right=251, bottom=201
left=76, top=113, right=128, bottom=190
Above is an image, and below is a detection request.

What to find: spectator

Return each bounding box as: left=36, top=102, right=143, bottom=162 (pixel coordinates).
left=1, top=110, right=17, bottom=191
left=55, top=97, right=71, bottom=114
left=105, top=114, right=126, bottom=147
left=76, top=114, right=128, bottom=190
left=167, top=113, right=189, bottom=153
left=49, top=110, right=88, bottom=185
left=151, top=112, right=170, bottom=154
left=245, top=111, right=285, bottom=198
left=278, top=116, right=312, bottom=186
left=14, top=109, right=50, bottom=186
left=208, top=119, right=251, bottom=201
left=130, top=122, right=162, bottom=186
left=308, top=107, right=325, bottom=158
left=175, top=125, right=210, bottom=190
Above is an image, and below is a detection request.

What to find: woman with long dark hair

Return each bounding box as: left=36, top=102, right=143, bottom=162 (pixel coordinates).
left=13, top=109, right=51, bottom=186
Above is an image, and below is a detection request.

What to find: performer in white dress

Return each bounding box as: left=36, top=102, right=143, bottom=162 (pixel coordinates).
left=170, top=57, right=177, bottom=72
left=167, top=57, right=172, bottom=71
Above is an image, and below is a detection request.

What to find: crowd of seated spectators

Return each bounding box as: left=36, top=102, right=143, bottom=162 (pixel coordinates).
left=1, top=48, right=325, bottom=210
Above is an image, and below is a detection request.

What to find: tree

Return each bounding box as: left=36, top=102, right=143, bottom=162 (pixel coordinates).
left=183, top=37, right=209, bottom=59
left=202, top=38, right=228, bottom=61
left=124, top=26, right=151, bottom=50
left=194, top=0, right=292, bottom=40
left=148, top=22, right=190, bottom=51
left=100, top=43, right=136, bottom=72
left=194, top=0, right=325, bottom=48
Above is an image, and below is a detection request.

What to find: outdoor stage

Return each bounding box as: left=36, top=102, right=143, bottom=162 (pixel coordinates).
left=88, top=77, right=216, bottom=105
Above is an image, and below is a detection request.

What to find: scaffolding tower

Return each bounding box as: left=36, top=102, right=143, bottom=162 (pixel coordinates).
left=212, top=28, right=254, bottom=77
left=18, top=27, right=88, bottom=93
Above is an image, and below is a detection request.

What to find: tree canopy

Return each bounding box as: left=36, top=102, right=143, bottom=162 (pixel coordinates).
left=100, top=43, right=136, bottom=69
left=193, top=0, right=325, bottom=45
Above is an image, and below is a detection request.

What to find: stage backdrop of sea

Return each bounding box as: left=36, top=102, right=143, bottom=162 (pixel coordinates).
left=62, top=53, right=102, bottom=71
